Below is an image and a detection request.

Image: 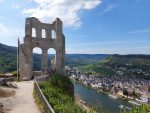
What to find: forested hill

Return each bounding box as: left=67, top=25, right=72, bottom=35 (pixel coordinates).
left=0, top=43, right=109, bottom=73
left=101, top=54, right=150, bottom=66
left=65, top=54, right=109, bottom=66
left=0, top=43, right=43, bottom=73
left=1, top=42, right=149, bottom=76
left=0, top=43, right=17, bottom=73
left=0, top=43, right=17, bottom=54
left=80, top=54, right=150, bottom=79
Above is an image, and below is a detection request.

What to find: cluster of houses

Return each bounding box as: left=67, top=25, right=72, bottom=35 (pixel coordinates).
left=114, top=64, right=150, bottom=78
left=66, top=66, right=150, bottom=105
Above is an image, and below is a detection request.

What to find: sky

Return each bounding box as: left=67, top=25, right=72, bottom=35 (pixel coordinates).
left=0, top=0, right=150, bottom=54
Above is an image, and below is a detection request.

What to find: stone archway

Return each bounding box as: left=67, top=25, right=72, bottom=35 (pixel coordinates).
left=18, top=17, right=65, bottom=80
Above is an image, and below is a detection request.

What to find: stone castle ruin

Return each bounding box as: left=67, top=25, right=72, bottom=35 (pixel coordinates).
left=18, top=17, right=65, bottom=80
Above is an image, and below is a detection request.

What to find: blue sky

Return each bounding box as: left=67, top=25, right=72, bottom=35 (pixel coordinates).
left=0, top=0, right=150, bottom=54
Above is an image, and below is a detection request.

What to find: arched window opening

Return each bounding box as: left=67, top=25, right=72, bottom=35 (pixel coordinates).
left=42, top=29, right=46, bottom=38
left=32, top=47, right=42, bottom=72
left=48, top=48, right=56, bottom=71
left=52, top=30, right=56, bottom=39
left=32, top=28, right=36, bottom=37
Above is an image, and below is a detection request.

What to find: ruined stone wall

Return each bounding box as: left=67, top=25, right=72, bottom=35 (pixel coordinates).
left=19, top=17, right=65, bottom=80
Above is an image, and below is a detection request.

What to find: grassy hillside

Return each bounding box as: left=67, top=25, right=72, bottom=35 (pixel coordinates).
left=80, top=63, right=117, bottom=77
left=65, top=54, right=109, bottom=67
left=32, top=54, right=109, bottom=71
left=101, top=54, right=150, bottom=66
left=80, top=54, right=150, bottom=78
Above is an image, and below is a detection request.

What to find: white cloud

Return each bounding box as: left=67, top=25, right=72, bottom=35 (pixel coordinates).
left=99, top=4, right=116, bottom=15
left=103, top=4, right=116, bottom=13
left=0, top=23, right=23, bottom=46
left=0, top=0, right=3, bottom=3
left=136, top=0, right=150, bottom=3
left=26, top=0, right=33, bottom=3
left=0, top=23, right=7, bottom=33
left=127, top=29, right=150, bottom=34
left=12, top=4, right=20, bottom=10
left=67, top=40, right=150, bottom=47
left=66, top=46, right=150, bottom=54
left=22, top=0, right=101, bottom=27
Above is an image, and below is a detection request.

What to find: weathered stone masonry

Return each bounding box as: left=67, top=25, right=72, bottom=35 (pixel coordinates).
left=19, top=17, right=65, bottom=80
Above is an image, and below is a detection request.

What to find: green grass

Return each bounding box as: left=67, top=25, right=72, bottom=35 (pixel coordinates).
left=0, top=73, right=4, bottom=76
left=33, top=89, right=45, bottom=113
left=38, top=74, right=86, bottom=113
left=80, top=63, right=117, bottom=77
left=79, top=54, right=150, bottom=78
left=101, top=55, right=150, bottom=66
left=121, top=104, right=150, bottom=113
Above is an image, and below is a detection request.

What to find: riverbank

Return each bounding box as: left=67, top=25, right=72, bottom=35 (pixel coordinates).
left=74, top=81, right=134, bottom=113
left=72, top=79, right=141, bottom=106
left=75, top=95, right=97, bottom=113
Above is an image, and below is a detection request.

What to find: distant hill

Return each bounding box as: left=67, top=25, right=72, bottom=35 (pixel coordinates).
left=0, top=43, right=17, bottom=54
left=0, top=43, right=42, bottom=72
left=0, top=43, right=17, bottom=73
left=102, top=54, right=150, bottom=66
left=65, top=54, right=109, bottom=67
left=1, top=42, right=149, bottom=79
left=0, top=43, right=109, bottom=73
left=80, top=54, right=150, bottom=79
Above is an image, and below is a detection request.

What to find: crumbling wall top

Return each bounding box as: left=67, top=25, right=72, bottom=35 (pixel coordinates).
left=25, top=17, right=63, bottom=38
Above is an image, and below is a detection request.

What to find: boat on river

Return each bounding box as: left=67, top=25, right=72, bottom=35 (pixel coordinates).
left=119, top=104, right=131, bottom=110
left=109, top=94, right=117, bottom=99
left=128, top=100, right=141, bottom=106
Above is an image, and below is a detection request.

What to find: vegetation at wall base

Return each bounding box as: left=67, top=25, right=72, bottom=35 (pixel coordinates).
left=38, top=74, right=86, bottom=113
left=33, top=89, right=45, bottom=113
left=48, top=74, right=74, bottom=98
left=121, top=104, right=150, bottom=113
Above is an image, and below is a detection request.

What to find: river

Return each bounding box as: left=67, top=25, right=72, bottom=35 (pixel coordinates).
left=74, top=82, right=134, bottom=113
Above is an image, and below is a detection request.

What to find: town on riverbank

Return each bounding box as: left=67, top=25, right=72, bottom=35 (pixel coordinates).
left=66, top=66, right=150, bottom=106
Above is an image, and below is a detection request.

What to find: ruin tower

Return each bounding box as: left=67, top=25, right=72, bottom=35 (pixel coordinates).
left=19, top=17, right=65, bottom=80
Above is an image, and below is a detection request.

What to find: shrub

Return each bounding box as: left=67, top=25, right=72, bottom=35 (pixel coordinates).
left=49, top=74, right=74, bottom=97
left=121, top=104, right=150, bottom=113
left=12, top=71, right=17, bottom=76
left=0, top=74, right=5, bottom=77
left=38, top=74, right=86, bottom=113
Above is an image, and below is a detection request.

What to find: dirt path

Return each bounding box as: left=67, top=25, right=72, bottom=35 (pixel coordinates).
left=0, top=81, right=41, bottom=113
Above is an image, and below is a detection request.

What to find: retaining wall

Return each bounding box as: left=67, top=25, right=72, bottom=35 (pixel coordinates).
left=34, top=81, right=55, bottom=113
